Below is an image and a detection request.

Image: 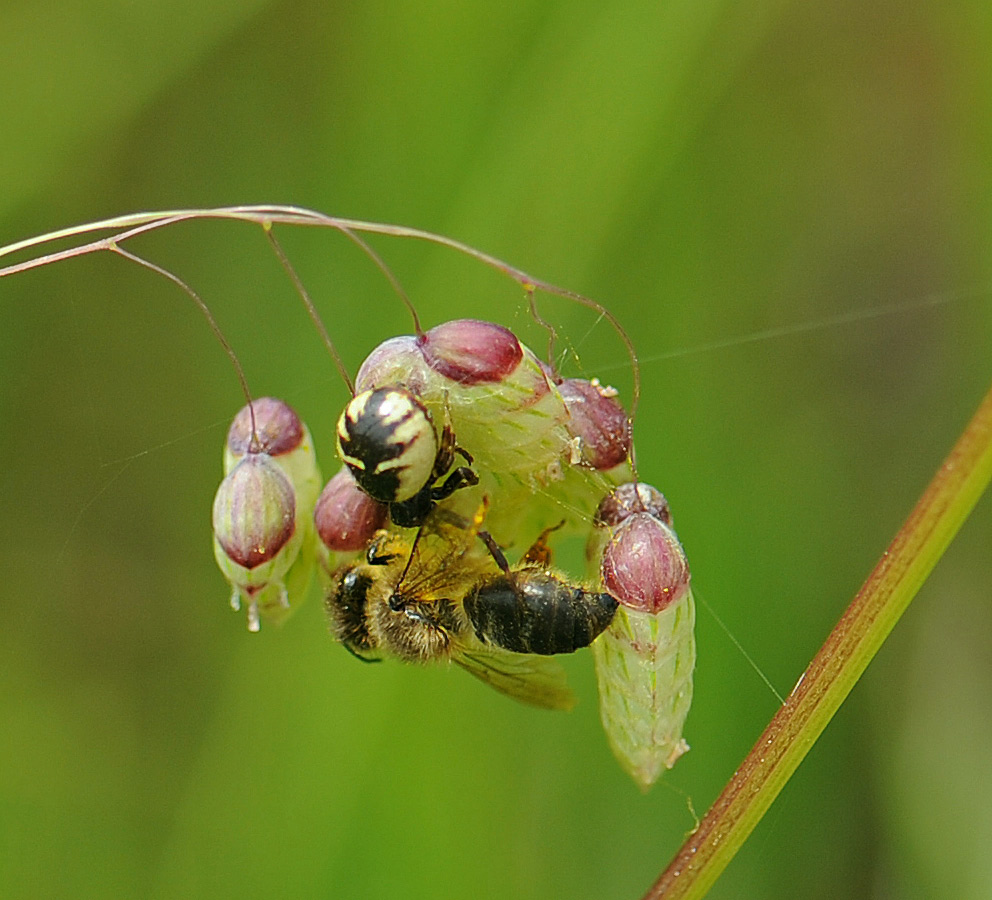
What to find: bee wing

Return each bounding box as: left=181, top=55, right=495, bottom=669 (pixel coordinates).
left=400, top=520, right=496, bottom=599
left=454, top=648, right=576, bottom=711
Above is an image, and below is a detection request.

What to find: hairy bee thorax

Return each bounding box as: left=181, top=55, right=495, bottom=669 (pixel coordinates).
left=327, top=566, right=471, bottom=666
left=326, top=527, right=476, bottom=665
left=369, top=597, right=467, bottom=664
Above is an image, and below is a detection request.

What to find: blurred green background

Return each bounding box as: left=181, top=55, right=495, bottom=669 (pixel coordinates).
left=1, top=2, right=990, bottom=898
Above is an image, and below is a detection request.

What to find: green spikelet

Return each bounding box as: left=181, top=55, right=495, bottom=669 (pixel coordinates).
left=213, top=398, right=322, bottom=630
left=593, top=592, right=695, bottom=790
left=352, top=322, right=633, bottom=546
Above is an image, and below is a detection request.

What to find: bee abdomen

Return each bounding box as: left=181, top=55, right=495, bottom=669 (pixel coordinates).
left=464, top=571, right=618, bottom=655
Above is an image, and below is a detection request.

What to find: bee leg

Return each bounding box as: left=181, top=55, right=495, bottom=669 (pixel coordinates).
left=520, top=520, right=567, bottom=568
left=367, top=549, right=397, bottom=565
left=366, top=531, right=403, bottom=565
left=477, top=530, right=511, bottom=573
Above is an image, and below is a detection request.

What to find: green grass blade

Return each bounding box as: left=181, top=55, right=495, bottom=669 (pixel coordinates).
left=645, top=379, right=992, bottom=900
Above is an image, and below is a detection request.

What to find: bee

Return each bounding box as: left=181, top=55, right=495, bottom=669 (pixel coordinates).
left=336, top=386, right=478, bottom=528
left=325, top=518, right=619, bottom=709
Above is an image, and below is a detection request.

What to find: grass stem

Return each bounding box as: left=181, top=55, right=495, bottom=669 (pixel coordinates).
left=645, top=379, right=992, bottom=899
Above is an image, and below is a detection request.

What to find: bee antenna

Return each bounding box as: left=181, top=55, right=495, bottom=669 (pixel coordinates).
left=109, top=243, right=260, bottom=447
left=395, top=522, right=426, bottom=591
left=263, top=224, right=355, bottom=395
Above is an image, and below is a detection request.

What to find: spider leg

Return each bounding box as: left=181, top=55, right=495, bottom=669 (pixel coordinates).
left=430, top=466, right=479, bottom=502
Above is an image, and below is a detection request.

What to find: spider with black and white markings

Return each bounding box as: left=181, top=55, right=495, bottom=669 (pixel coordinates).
left=336, top=386, right=479, bottom=528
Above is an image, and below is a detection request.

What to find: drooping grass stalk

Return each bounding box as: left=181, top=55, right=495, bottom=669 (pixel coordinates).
left=645, top=379, right=992, bottom=900
left=0, top=206, right=641, bottom=414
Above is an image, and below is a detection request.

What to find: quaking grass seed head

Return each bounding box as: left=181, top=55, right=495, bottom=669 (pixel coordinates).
left=3, top=206, right=697, bottom=789
left=594, top=481, right=672, bottom=528
left=223, top=398, right=322, bottom=507
left=590, top=484, right=695, bottom=788
left=418, top=319, right=523, bottom=385
left=314, top=468, right=388, bottom=552
left=212, top=453, right=298, bottom=588
left=600, top=513, right=690, bottom=614
left=347, top=317, right=637, bottom=547
left=214, top=397, right=322, bottom=631
left=225, top=396, right=303, bottom=458
left=558, top=377, right=631, bottom=470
